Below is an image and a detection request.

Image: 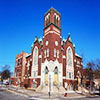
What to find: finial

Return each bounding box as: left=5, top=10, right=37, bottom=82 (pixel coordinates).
left=73, top=43, right=75, bottom=47
left=35, top=36, right=38, bottom=41
left=31, top=44, right=33, bottom=48
left=62, top=37, right=66, bottom=42
left=68, top=32, right=70, bottom=36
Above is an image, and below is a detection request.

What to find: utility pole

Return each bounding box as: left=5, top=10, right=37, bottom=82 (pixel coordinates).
left=48, top=73, right=51, bottom=98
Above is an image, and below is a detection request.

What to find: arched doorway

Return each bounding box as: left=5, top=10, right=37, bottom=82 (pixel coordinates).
left=54, top=67, right=58, bottom=85
left=45, top=67, right=48, bottom=85
left=77, top=71, right=81, bottom=86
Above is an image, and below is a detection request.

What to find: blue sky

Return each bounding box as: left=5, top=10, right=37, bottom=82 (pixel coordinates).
left=0, top=0, right=100, bottom=73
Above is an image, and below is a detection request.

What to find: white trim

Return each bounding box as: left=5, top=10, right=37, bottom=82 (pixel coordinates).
left=53, top=27, right=60, bottom=33
left=41, top=59, right=63, bottom=86
left=16, top=56, right=22, bottom=60
left=63, top=77, right=66, bottom=79
left=39, top=55, right=42, bottom=58
left=47, top=49, right=49, bottom=57
left=37, top=75, right=41, bottom=78
left=74, top=59, right=76, bottom=62
left=31, top=46, right=38, bottom=78
left=63, top=55, right=66, bottom=59
left=66, top=46, right=74, bottom=79
left=63, top=77, right=75, bottom=80
left=75, top=53, right=82, bottom=58
left=44, top=27, right=51, bottom=33
left=45, top=31, right=60, bottom=37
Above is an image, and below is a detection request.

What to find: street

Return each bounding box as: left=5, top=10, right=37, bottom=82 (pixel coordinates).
left=0, top=89, right=29, bottom=100
left=68, top=97, right=100, bottom=100
left=0, top=89, right=100, bottom=100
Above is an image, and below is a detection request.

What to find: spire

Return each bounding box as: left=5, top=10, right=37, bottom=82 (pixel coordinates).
left=35, top=36, right=38, bottom=42
left=44, top=7, right=61, bottom=16
left=67, top=33, right=72, bottom=43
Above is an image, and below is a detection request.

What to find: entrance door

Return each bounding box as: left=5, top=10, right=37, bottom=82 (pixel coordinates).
left=45, top=67, right=48, bottom=85
left=54, top=67, right=58, bottom=85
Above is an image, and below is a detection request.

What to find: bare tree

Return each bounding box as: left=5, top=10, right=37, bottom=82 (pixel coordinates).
left=1, top=65, right=12, bottom=80
left=86, top=61, right=95, bottom=94
left=94, top=59, right=100, bottom=79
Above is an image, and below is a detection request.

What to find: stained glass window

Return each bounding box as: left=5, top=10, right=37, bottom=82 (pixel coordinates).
left=67, top=48, right=72, bottom=67
left=33, top=47, right=38, bottom=65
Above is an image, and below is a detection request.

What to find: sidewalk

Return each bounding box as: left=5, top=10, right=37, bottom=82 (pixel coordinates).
left=2, top=85, right=99, bottom=100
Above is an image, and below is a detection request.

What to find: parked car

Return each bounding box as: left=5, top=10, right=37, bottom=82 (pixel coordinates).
left=3, top=80, right=9, bottom=85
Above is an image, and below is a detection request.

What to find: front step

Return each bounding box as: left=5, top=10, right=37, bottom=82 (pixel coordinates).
left=36, top=85, right=66, bottom=93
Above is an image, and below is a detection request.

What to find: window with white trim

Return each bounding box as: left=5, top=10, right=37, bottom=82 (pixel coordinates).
left=54, top=49, right=56, bottom=57
left=32, top=46, right=38, bottom=78
left=33, top=47, right=38, bottom=66
left=47, top=49, right=49, bottom=57
left=67, top=47, right=73, bottom=67
left=46, top=40, right=48, bottom=46
left=55, top=41, right=58, bottom=46
left=44, top=50, right=46, bottom=58
left=77, top=60, right=80, bottom=65
left=57, top=50, right=59, bottom=58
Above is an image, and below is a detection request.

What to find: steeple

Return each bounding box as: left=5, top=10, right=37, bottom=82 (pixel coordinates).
left=44, top=7, right=61, bottom=29
left=67, top=33, right=72, bottom=43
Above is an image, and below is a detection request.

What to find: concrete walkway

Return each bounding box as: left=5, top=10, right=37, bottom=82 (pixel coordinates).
left=1, top=85, right=99, bottom=100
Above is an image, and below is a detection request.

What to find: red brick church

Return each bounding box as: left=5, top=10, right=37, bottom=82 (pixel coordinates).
left=14, top=7, right=83, bottom=92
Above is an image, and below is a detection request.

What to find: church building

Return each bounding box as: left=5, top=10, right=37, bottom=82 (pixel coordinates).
left=14, top=7, right=83, bottom=92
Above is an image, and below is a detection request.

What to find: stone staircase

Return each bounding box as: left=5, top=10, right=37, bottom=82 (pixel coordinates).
left=36, top=84, right=66, bottom=93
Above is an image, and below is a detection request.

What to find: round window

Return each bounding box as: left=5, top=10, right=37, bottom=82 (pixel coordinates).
left=46, top=41, right=48, bottom=46
left=55, top=41, right=58, bottom=46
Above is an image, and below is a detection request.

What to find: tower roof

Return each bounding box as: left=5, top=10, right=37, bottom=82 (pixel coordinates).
left=67, top=33, right=72, bottom=43
left=44, top=7, right=61, bottom=16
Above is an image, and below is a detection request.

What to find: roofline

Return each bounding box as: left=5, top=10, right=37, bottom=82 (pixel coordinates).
left=44, top=7, right=61, bottom=17
left=26, top=54, right=31, bottom=58
left=75, top=53, right=82, bottom=58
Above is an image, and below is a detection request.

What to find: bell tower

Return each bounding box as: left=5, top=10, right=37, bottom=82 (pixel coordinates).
left=44, top=7, right=61, bottom=28
left=44, top=7, right=61, bottom=37
left=43, top=7, right=62, bottom=62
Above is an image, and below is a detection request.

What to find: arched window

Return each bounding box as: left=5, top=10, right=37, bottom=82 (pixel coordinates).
left=54, top=67, right=58, bottom=74
left=55, top=40, right=58, bottom=46
left=54, top=15, right=56, bottom=25
left=45, top=67, right=48, bottom=85
left=54, top=49, right=56, bottom=57
left=66, top=47, right=74, bottom=79
left=44, top=50, right=46, bottom=58
left=32, top=46, right=38, bottom=78
left=48, top=15, right=50, bottom=24
left=45, top=67, right=48, bottom=74
left=54, top=67, right=58, bottom=85
left=57, top=50, right=59, bottom=58
left=47, top=49, right=49, bottom=57
left=67, top=47, right=73, bottom=67
left=33, top=47, right=38, bottom=66
left=46, top=40, right=48, bottom=46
